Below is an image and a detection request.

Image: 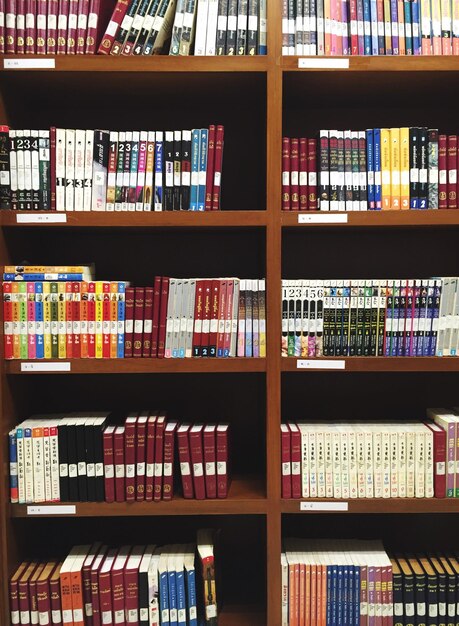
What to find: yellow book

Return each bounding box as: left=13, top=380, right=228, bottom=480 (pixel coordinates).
left=400, top=128, right=410, bottom=210
left=57, top=282, right=66, bottom=358
left=381, top=129, right=391, bottom=209
left=95, top=281, right=103, bottom=359
left=43, top=282, right=52, bottom=359
left=110, top=282, right=118, bottom=359
left=390, top=128, right=400, bottom=210
left=12, top=282, right=20, bottom=359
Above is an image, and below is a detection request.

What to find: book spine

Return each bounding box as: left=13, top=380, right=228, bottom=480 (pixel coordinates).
left=203, top=428, right=217, bottom=498
left=98, top=0, right=130, bottom=52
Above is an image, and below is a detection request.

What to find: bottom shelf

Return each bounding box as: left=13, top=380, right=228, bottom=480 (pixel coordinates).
left=219, top=605, right=266, bottom=626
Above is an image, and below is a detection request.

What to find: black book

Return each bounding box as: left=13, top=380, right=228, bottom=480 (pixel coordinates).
left=341, top=285, right=350, bottom=357
left=308, top=297, right=315, bottom=356
left=351, top=133, right=360, bottom=210
left=111, top=0, right=143, bottom=54
left=57, top=418, right=69, bottom=502
left=329, top=284, right=337, bottom=356
left=92, top=130, right=110, bottom=212
left=94, top=415, right=108, bottom=502
left=334, top=284, right=343, bottom=357
left=181, top=130, right=191, bottom=210
left=142, top=0, right=172, bottom=54
left=420, top=556, right=438, bottom=626
left=75, top=418, right=88, bottom=502
left=370, top=283, right=378, bottom=357
left=409, top=127, right=419, bottom=209
left=418, top=127, right=429, bottom=209
left=390, top=558, right=404, bottom=626
left=23, top=131, right=33, bottom=211
left=84, top=416, right=96, bottom=502
left=282, top=285, right=289, bottom=354
left=9, top=131, right=18, bottom=210
left=329, top=131, right=339, bottom=208
left=407, top=557, right=427, bottom=626
left=225, top=0, right=238, bottom=53
left=216, top=0, right=229, bottom=54
left=363, top=283, right=372, bottom=357
left=337, top=132, right=345, bottom=209
left=319, top=130, right=330, bottom=209
left=247, top=0, right=258, bottom=54
left=356, top=282, right=365, bottom=357
left=397, top=556, right=415, bottom=626
left=122, top=0, right=151, bottom=54
left=439, top=556, right=456, bottom=626
left=397, top=281, right=407, bottom=357
left=316, top=291, right=323, bottom=357
left=429, top=556, right=447, bottom=626
left=173, top=131, right=182, bottom=211
left=133, top=0, right=162, bottom=54
left=163, top=131, right=174, bottom=211
left=236, top=0, right=248, bottom=54
left=348, top=284, right=358, bottom=356
left=30, top=131, right=40, bottom=210
left=322, top=286, right=330, bottom=357
left=0, top=126, right=10, bottom=209
left=38, top=131, right=50, bottom=211
left=66, top=418, right=79, bottom=502
left=390, top=282, right=401, bottom=357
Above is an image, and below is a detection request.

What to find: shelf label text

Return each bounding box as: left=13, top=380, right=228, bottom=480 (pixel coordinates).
left=300, top=502, right=349, bottom=511
left=21, top=362, right=71, bottom=372
left=297, top=359, right=346, bottom=370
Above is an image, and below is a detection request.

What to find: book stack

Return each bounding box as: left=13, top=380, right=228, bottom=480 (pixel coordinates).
left=99, top=0, right=267, bottom=55
left=281, top=419, right=448, bottom=500
left=2, top=0, right=108, bottom=55
left=282, top=129, right=459, bottom=211
left=281, top=277, right=459, bottom=358
left=0, top=125, right=224, bottom=212
left=281, top=0, right=459, bottom=56
left=8, top=412, right=231, bottom=503
left=9, top=530, right=218, bottom=626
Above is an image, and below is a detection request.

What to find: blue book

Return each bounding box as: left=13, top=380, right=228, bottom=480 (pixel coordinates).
left=176, top=558, right=187, bottom=625
left=3, top=273, right=85, bottom=281
left=348, top=565, right=354, bottom=626
left=154, top=131, right=164, bottom=212
left=35, top=282, right=44, bottom=359
left=168, top=555, right=178, bottom=626
left=9, top=430, right=18, bottom=503
left=326, top=566, right=332, bottom=626
left=370, top=0, right=378, bottom=54
left=366, top=130, right=375, bottom=209
left=197, top=129, right=208, bottom=212
left=16, top=427, right=23, bottom=503
left=343, top=563, right=349, bottom=625
left=159, top=553, right=170, bottom=626
left=184, top=549, right=197, bottom=626
left=331, top=563, right=338, bottom=626
left=404, top=0, right=413, bottom=53
left=117, top=281, right=125, bottom=358
left=373, top=129, right=382, bottom=209
left=363, top=0, right=372, bottom=54
left=337, top=565, right=344, bottom=625
left=190, top=130, right=200, bottom=211
left=354, top=566, right=360, bottom=626
left=411, top=0, right=421, bottom=54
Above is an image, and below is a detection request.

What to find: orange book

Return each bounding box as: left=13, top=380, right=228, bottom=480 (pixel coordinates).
left=110, top=282, right=118, bottom=358
left=299, top=562, right=305, bottom=626
left=289, top=561, right=297, bottom=626
left=70, top=548, right=90, bottom=626
left=310, top=563, right=317, bottom=626
left=321, top=564, right=327, bottom=626
left=12, top=282, right=20, bottom=359
left=305, top=561, right=311, bottom=626
left=65, top=282, right=73, bottom=358
left=60, top=548, right=78, bottom=626
left=316, top=563, right=322, bottom=626
left=80, top=282, right=89, bottom=358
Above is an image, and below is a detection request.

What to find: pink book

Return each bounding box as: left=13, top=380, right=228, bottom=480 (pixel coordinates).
left=281, top=424, right=292, bottom=499
left=27, top=282, right=36, bottom=359
left=25, top=0, right=36, bottom=53
left=15, top=0, right=25, bottom=53
left=66, top=0, right=78, bottom=52
left=85, top=0, right=99, bottom=52
left=0, top=0, right=5, bottom=53
left=288, top=422, right=302, bottom=499
left=36, top=0, right=46, bottom=53
left=223, top=280, right=234, bottom=358
left=330, top=0, right=337, bottom=54
left=76, top=0, right=89, bottom=53
left=46, top=0, right=58, bottom=53
left=5, top=0, right=16, bottom=53
left=57, top=0, right=69, bottom=54
left=203, top=424, right=217, bottom=499
left=216, top=423, right=230, bottom=498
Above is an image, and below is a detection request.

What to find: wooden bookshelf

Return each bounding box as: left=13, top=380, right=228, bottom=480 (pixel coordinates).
left=2, top=0, right=459, bottom=621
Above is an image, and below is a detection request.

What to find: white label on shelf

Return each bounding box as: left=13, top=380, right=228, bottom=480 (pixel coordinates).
left=297, top=359, right=346, bottom=370
left=298, top=213, right=348, bottom=224
left=4, top=58, right=56, bottom=69
left=21, top=362, right=71, bottom=372
left=298, top=58, right=350, bottom=69
left=16, top=213, right=67, bottom=223
left=300, top=501, right=349, bottom=511
left=27, top=505, right=76, bottom=515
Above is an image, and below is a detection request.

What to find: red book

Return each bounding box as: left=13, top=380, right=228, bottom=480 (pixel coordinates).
left=103, top=425, right=115, bottom=503
left=9, top=562, right=29, bottom=626
left=49, top=563, right=62, bottom=625
left=299, top=138, right=308, bottom=211
left=3, top=282, right=13, bottom=360
left=157, top=277, right=170, bottom=359
left=76, top=0, right=89, bottom=52
left=46, top=0, right=58, bottom=52
left=15, top=0, right=25, bottom=52
left=18, top=562, right=38, bottom=625
left=65, top=282, right=73, bottom=358
left=56, top=0, right=68, bottom=54
left=25, top=0, right=36, bottom=53
left=424, top=421, right=446, bottom=498
left=30, top=563, right=46, bottom=626
left=50, top=127, right=57, bottom=210
left=447, top=135, right=457, bottom=209
left=97, top=0, right=128, bottom=53
left=349, top=0, right=358, bottom=53
left=98, top=550, right=117, bottom=626
left=66, top=0, right=78, bottom=52
left=281, top=424, right=292, bottom=499
left=208, top=279, right=220, bottom=358
left=307, top=138, right=318, bottom=210
left=290, top=138, right=300, bottom=211
left=192, top=280, right=205, bottom=357
left=35, top=0, right=46, bottom=53
left=135, top=412, right=148, bottom=501
left=82, top=544, right=102, bottom=625
left=216, top=279, right=227, bottom=358
left=114, top=426, right=125, bottom=502
left=88, top=281, right=96, bottom=358
left=211, top=125, right=224, bottom=210
left=203, top=424, right=217, bottom=499
left=86, top=0, right=105, bottom=53
left=216, top=423, right=229, bottom=498
left=153, top=412, right=166, bottom=502
left=142, top=286, right=154, bottom=357
left=150, top=277, right=162, bottom=357
left=133, top=287, right=145, bottom=358
left=205, top=124, right=216, bottom=211
left=282, top=137, right=291, bottom=211
left=102, top=282, right=111, bottom=359
left=36, top=562, right=56, bottom=626
left=189, top=423, right=205, bottom=500
left=177, top=423, right=194, bottom=499
left=288, top=422, right=301, bottom=499
left=124, top=413, right=137, bottom=502
left=72, top=281, right=81, bottom=358
left=124, top=286, right=135, bottom=358
left=90, top=550, right=107, bottom=626
left=145, top=412, right=157, bottom=502
left=162, top=421, right=178, bottom=501
left=0, top=0, right=5, bottom=53
left=111, top=547, right=130, bottom=626
left=5, top=0, right=16, bottom=53
left=200, top=280, right=212, bottom=358
left=124, top=547, right=144, bottom=625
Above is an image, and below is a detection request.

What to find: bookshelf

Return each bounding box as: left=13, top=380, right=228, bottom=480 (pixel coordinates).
left=1, top=0, right=459, bottom=622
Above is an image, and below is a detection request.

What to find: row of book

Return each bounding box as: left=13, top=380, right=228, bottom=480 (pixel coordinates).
left=8, top=412, right=231, bottom=504
left=281, top=417, right=449, bottom=500
left=99, top=0, right=267, bottom=55
left=0, top=125, right=225, bottom=212
left=9, top=531, right=218, bottom=626
left=281, top=0, right=459, bottom=56
left=282, top=129, right=459, bottom=212
left=282, top=539, right=459, bottom=626
left=281, top=278, right=459, bottom=358
left=3, top=271, right=266, bottom=359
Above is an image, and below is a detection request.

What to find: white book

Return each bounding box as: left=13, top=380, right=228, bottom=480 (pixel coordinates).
left=83, top=129, right=94, bottom=212
left=348, top=425, right=358, bottom=499
left=114, top=131, right=125, bottom=212
left=414, top=424, right=425, bottom=498
left=178, top=280, right=189, bottom=359
left=23, top=130, right=32, bottom=210
left=172, top=279, right=183, bottom=358
left=65, top=129, right=75, bottom=211
left=185, top=279, right=196, bottom=358
left=373, top=426, right=382, bottom=498
left=298, top=423, right=310, bottom=498
left=42, top=422, right=52, bottom=502
left=405, top=425, right=416, bottom=498
left=23, top=422, right=34, bottom=503
left=31, top=130, right=40, bottom=210
left=74, top=129, right=85, bottom=211
left=450, top=279, right=459, bottom=355
left=315, top=425, right=326, bottom=498
left=194, top=0, right=210, bottom=54
left=356, top=426, right=366, bottom=498
left=16, top=426, right=25, bottom=505
left=381, top=426, right=391, bottom=499
left=339, top=425, right=349, bottom=499
left=424, top=424, right=434, bottom=498
left=281, top=553, right=288, bottom=626
left=444, top=277, right=457, bottom=356
left=230, top=278, right=240, bottom=357
left=308, top=427, right=317, bottom=498
left=331, top=425, right=341, bottom=498
left=397, top=425, right=406, bottom=498
left=165, top=278, right=177, bottom=358
left=205, top=0, right=218, bottom=53
left=15, top=130, right=25, bottom=209
left=123, top=131, right=133, bottom=212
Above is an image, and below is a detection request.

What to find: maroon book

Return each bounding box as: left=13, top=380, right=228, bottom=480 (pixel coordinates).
left=36, top=0, right=46, bottom=53
left=216, top=280, right=227, bottom=358
left=114, top=426, right=125, bottom=502
left=142, top=287, right=154, bottom=357
left=157, top=277, right=170, bottom=359
left=18, top=562, right=38, bottom=625
left=153, top=412, right=166, bottom=501
left=50, top=127, right=57, bottom=211
left=124, top=548, right=144, bottom=625
left=103, top=425, right=115, bottom=503
left=29, top=562, right=45, bottom=626
left=36, top=562, right=56, bottom=626
left=150, top=277, right=162, bottom=357
left=111, top=548, right=130, bottom=626
left=56, top=0, right=68, bottom=54
left=124, top=414, right=137, bottom=502
left=46, top=0, right=58, bottom=53
left=84, top=0, right=99, bottom=52
left=162, top=421, right=178, bottom=501
left=145, top=412, right=157, bottom=502
left=211, top=125, right=224, bottom=210
left=203, top=424, right=217, bottom=499
left=447, top=135, right=457, bottom=209
left=133, top=287, right=145, bottom=358
left=136, top=413, right=148, bottom=501
left=82, top=544, right=103, bottom=626
left=307, top=138, right=318, bottom=210
left=124, top=287, right=135, bottom=358
left=98, top=550, right=117, bottom=626
left=189, top=423, right=206, bottom=500
left=97, top=0, right=129, bottom=53
left=177, top=423, right=194, bottom=499
left=200, top=280, right=212, bottom=358
left=15, top=0, right=25, bottom=53
left=66, top=0, right=78, bottom=52
left=280, top=424, right=292, bottom=499
left=90, top=549, right=107, bottom=626
left=25, top=0, right=36, bottom=54
left=76, top=0, right=89, bottom=52
left=192, top=280, right=205, bottom=357
left=424, top=421, right=446, bottom=498
left=49, top=564, right=62, bottom=625
left=9, top=562, right=29, bottom=626
left=216, top=423, right=230, bottom=499
left=290, top=138, right=300, bottom=211
left=288, top=422, right=302, bottom=499
left=204, top=125, right=216, bottom=211
left=299, top=138, right=308, bottom=211
left=0, top=0, right=5, bottom=53
left=208, top=280, right=220, bottom=358
left=5, top=0, right=16, bottom=53
left=282, top=137, right=290, bottom=211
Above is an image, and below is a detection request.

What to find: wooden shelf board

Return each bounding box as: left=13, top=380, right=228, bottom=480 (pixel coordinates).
left=0, top=55, right=269, bottom=73
left=0, top=210, right=267, bottom=228
left=282, top=357, right=459, bottom=372
left=281, top=498, right=459, bottom=513
left=5, top=358, right=266, bottom=374
left=281, top=55, right=459, bottom=71
left=282, top=209, right=459, bottom=228
left=10, top=479, right=266, bottom=517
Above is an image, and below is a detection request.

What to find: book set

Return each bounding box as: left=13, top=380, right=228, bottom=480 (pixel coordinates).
left=0, top=125, right=224, bottom=212
left=2, top=268, right=266, bottom=359
left=282, top=0, right=459, bottom=55
left=282, top=539, right=459, bottom=626
left=282, top=129, right=459, bottom=212
left=8, top=412, right=230, bottom=504
left=9, top=530, right=218, bottom=626
left=281, top=277, right=459, bottom=358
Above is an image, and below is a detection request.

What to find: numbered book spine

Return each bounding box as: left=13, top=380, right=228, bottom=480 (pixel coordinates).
left=128, top=130, right=139, bottom=211
left=172, top=130, right=182, bottom=210
left=133, top=0, right=160, bottom=53
left=400, top=127, right=410, bottom=209
left=205, top=0, right=218, bottom=53
left=154, top=131, right=163, bottom=211
left=225, top=0, right=237, bottom=52
left=164, top=130, right=174, bottom=211
left=179, top=0, right=197, bottom=54
left=215, top=0, right=228, bottom=53
left=91, top=130, right=109, bottom=211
